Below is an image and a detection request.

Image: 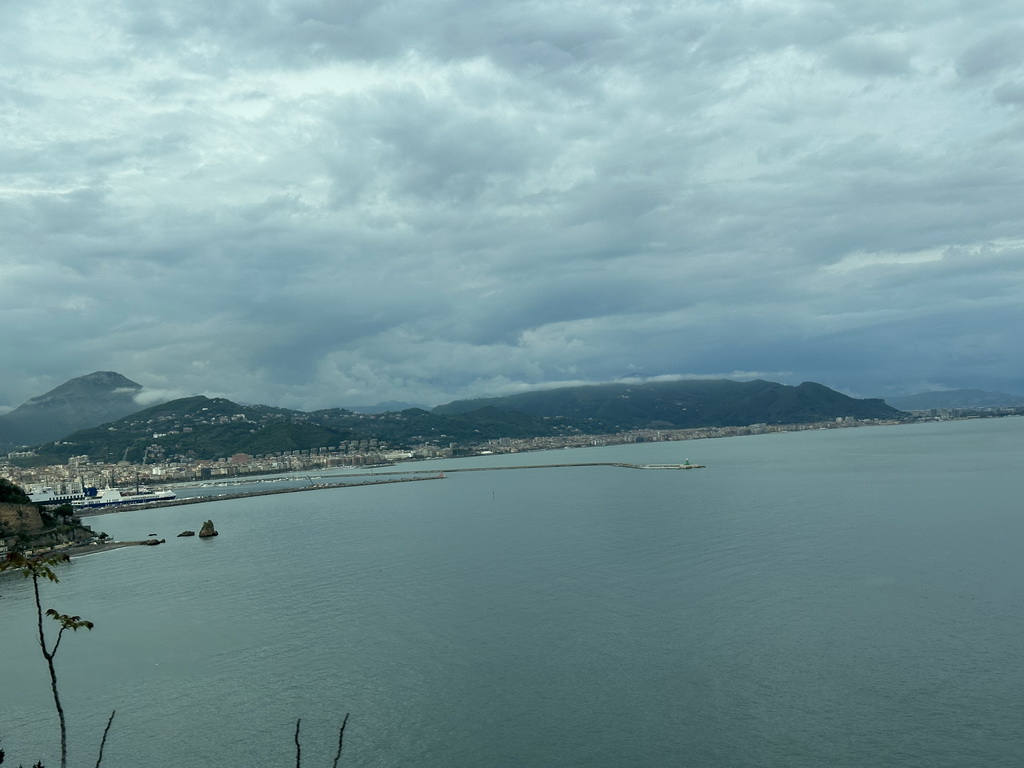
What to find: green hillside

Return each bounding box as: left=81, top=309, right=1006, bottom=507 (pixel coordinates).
left=9, top=379, right=905, bottom=467
left=433, top=379, right=903, bottom=430
left=13, top=397, right=558, bottom=466
left=309, top=405, right=558, bottom=443
left=21, top=397, right=357, bottom=466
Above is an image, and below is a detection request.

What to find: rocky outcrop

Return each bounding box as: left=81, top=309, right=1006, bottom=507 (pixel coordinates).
left=0, top=502, right=99, bottom=553
left=0, top=503, right=45, bottom=535
left=177, top=530, right=196, bottom=537
left=198, top=520, right=218, bottom=538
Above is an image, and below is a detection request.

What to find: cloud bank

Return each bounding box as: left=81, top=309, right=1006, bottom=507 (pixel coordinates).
left=2, top=0, right=1023, bottom=410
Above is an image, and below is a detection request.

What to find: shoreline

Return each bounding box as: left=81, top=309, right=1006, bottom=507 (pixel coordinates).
left=75, top=472, right=448, bottom=516
left=10, top=415, right=923, bottom=498
left=65, top=540, right=155, bottom=557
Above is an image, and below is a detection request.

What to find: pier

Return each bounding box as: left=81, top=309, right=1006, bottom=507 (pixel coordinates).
left=398, top=462, right=705, bottom=473
left=77, top=461, right=705, bottom=514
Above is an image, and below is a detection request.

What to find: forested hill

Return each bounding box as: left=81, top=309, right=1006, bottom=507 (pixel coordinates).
left=12, top=380, right=903, bottom=467
left=432, top=379, right=903, bottom=431
left=15, top=396, right=562, bottom=466
left=22, top=396, right=355, bottom=466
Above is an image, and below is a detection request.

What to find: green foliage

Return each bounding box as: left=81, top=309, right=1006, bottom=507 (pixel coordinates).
left=231, top=421, right=352, bottom=455
left=0, top=478, right=32, bottom=504
left=45, top=609, right=95, bottom=633
left=0, top=551, right=70, bottom=582
left=315, top=406, right=560, bottom=444
left=51, top=504, right=75, bottom=520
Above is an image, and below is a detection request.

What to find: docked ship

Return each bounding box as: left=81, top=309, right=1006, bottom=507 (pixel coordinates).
left=71, top=486, right=177, bottom=510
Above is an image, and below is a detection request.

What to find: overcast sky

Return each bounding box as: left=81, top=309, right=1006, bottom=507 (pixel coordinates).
left=3, top=0, right=1023, bottom=412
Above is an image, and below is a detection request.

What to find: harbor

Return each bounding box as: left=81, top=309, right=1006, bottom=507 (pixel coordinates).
left=74, top=461, right=706, bottom=514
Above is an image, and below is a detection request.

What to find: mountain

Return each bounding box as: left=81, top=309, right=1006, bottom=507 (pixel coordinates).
left=341, top=401, right=430, bottom=414
left=882, top=389, right=1024, bottom=411
left=18, top=395, right=554, bottom=466
left=19, top=396, right=349, bottom=466
left=8, top=378, right=905, bottom=467
left=433, top=379, right=903, bottom=430
left=0, top=371, right=151, bottom=448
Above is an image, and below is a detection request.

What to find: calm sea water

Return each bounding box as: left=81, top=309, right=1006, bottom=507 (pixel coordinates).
left=2, top=418, right=1023, bottom=767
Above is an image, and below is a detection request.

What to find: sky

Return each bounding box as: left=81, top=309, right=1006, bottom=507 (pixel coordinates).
left=3, top=0, right=1024, bottom=413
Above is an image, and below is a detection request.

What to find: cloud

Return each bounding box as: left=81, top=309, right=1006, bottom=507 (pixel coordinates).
left=824, top=38, right=913, bottom=77
left=956, top=26, right=1024, bottom=80
left=2, top=0, right=1024, bottom=411
left=134, top=389, right=189, bottom=407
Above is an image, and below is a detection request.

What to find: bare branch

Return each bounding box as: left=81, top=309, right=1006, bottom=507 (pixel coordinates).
left=331, top=713, right=350, bottom=768
left=52, top=624, right=67, bottom=657
left=294, top=718, right=301, bottom=768
left=11, top=552, right=87, bottom=768
left=93, top=711, right=116, bottom=768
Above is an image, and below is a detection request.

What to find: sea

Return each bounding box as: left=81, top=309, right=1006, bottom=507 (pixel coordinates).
left=1, top=417, right=1022, bottom=767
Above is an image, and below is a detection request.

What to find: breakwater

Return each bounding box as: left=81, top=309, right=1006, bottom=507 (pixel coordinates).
left=76, top=474, right=445, bottom=515
left=401, top=462, right=705, bottom=473
left=76, top=461, right=704, bottom=515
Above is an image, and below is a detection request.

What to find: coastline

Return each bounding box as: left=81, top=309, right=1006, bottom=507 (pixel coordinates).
left=75, top=472, right=448, bottom=515
left=65, top=540, right=153, bottom=558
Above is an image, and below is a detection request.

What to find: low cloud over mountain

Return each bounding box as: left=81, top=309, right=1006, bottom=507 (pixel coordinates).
left=0, top=371, right=162, bottom=448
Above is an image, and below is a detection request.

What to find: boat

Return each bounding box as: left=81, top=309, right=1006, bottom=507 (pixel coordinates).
left=71, top=486, right=177, bottom=510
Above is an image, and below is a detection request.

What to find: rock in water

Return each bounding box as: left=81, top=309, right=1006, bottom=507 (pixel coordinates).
left=177, top=530, right=196, bottom=537
left=198, top=520, right=218, bottom=538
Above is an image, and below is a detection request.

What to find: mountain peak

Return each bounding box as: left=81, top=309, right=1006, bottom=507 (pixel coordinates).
left=0, top=371, right=147, bottom=448
left=26, top=371, right=141, bottom=404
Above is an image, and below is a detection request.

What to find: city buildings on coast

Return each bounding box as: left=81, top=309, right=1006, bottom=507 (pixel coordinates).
left=1, top=416, right=908, bottom=495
